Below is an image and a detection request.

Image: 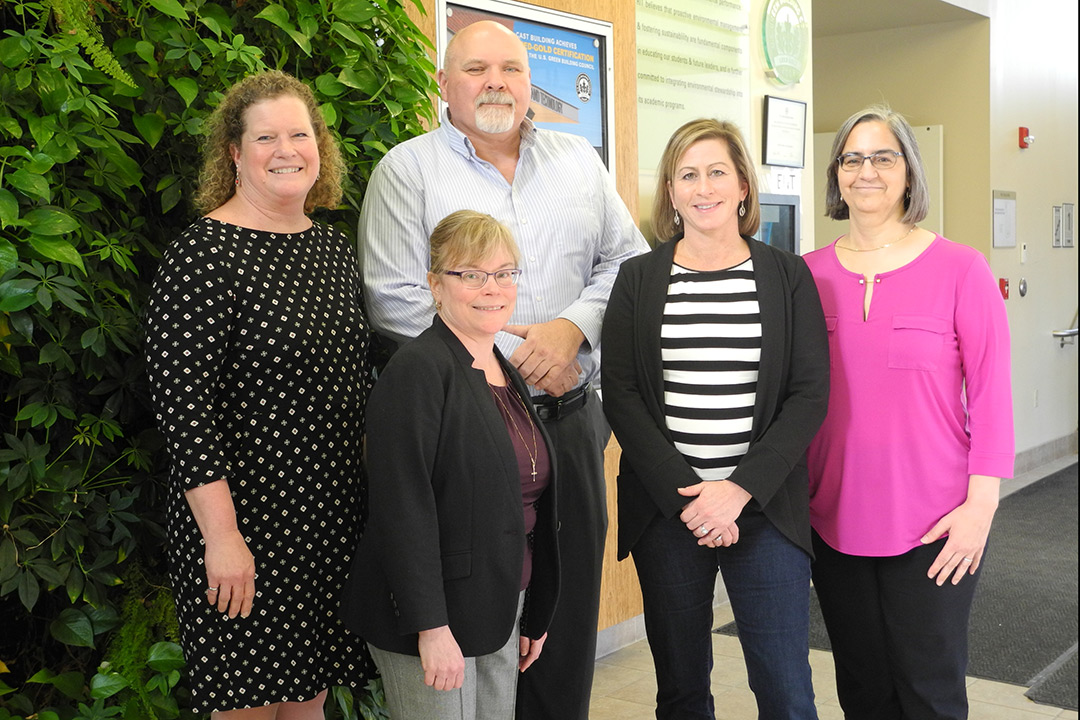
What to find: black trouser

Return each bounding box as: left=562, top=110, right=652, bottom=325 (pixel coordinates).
left=516, top=392, right=609, bottom=720
left=812, top=531, right=982, bottom=720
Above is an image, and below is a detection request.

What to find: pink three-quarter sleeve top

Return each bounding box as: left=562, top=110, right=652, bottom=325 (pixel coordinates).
left=804, top=235, right=1014, bottom=557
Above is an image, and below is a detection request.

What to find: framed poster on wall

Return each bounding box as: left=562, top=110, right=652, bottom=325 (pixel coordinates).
left=438, top=0, right=615, bottom=174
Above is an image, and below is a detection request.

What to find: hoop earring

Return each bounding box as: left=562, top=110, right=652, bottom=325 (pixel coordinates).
left=673, top=209, right=681, bottom=226
left=738, top=201, right=746, bottom=218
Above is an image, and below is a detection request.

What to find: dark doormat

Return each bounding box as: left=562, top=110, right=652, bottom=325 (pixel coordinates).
left=715, top=464, right=1078, bottom=710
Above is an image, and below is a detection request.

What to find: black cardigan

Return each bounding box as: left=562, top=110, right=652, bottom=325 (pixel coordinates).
left=601, top=237, right=829, bottom=559
left=340, top=316, right=560, bottom=656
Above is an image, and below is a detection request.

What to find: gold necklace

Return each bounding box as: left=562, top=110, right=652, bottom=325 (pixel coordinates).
left=489, top=381, right=539, bottom=481
left=837, top=225, right=917, bottom=252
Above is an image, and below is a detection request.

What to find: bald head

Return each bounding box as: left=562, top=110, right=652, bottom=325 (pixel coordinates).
left=444, top=20, right=529, bottom=72
left=439, top=20, right=532, bottom=141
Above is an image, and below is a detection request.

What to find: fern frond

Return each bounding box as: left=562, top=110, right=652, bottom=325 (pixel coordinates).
left=47, top=0, right=139, bottom=88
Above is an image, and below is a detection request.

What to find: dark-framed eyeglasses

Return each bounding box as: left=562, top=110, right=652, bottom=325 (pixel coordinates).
left=837, top=150, right=904, bottom=172
left=444, top=268, right=522, bottom=288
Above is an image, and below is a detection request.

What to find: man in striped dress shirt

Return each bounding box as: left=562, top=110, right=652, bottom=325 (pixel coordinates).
left=358, top=19, right=647, bottom=720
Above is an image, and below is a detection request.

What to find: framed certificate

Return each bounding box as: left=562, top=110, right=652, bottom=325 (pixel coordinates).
left=762, top=95, right=807, bottom=168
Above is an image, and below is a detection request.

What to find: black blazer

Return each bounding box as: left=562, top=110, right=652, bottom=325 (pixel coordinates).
left=341, top=316, right=559, bottom=656
left=601, top=237, right=829, bottom=559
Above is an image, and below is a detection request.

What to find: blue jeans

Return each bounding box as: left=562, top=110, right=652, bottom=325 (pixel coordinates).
left=632, top=509, right=817, bottom=720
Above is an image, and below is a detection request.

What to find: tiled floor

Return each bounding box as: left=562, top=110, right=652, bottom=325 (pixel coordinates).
left=590, top=455, right=1079, bottom=720
left=590, top=601, right=1079, bottom=719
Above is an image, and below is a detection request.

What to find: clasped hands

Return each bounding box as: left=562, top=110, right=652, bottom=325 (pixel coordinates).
left=679, top=480, right=753, bottom=548
left=506, top=319, right=584, bottom=397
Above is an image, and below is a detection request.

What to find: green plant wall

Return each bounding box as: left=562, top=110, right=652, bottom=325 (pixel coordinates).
left=0, top=0, right=435, bottom=715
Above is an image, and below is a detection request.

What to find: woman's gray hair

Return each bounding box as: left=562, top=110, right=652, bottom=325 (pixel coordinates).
left=824, top=105, right=930, bottom=224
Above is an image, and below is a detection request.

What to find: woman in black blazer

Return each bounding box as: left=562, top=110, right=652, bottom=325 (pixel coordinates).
left=601, top=119, right=829, bottom=720
left=341, top=211, right=559, bottom=720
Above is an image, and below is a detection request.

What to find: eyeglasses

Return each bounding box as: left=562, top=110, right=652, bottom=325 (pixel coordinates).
left=444, top=268, right=522, bottom=288
left=837, top=151, right=904, bottom=172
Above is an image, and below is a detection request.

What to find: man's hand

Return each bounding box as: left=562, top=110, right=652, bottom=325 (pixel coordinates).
left=505, top=319, right=585, bottom=396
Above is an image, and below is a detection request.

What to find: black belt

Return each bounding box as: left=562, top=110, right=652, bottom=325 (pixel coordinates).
left=532, top=383, right=590, bottom=422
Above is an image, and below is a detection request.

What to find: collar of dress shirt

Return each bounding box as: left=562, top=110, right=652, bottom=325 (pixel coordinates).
left=440, top=108, right=537, bottom=161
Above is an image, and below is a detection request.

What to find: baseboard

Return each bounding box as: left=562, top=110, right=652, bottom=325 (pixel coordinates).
left=1014, top=432, right=1079, bottom=477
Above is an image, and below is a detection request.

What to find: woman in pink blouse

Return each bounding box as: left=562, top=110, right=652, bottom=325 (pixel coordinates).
left=804, top=105, right=1014, bottom=720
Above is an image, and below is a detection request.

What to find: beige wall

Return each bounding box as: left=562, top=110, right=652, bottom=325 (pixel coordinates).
left=813, top=18, right=991, bottom=252
left=986, top=0, right=1078, bottom=455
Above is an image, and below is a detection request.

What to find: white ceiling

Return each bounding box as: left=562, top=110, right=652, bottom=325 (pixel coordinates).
left=812, top=0, right=989, bottom=38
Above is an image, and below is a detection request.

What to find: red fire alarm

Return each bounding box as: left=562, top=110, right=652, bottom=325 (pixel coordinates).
left=1019, top=127, right=1034, bottom=148
left=999, top=278, right=1010, bottom=299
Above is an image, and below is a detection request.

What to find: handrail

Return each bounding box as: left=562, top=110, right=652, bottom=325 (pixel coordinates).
left=1052, top=310, right=1078, bottom=347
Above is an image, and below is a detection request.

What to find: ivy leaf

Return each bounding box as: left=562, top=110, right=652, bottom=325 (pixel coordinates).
left=254, top=4, right=293, bottom=30
left=17, top=570, right=39, bottom=610
left=0, top=279, right=37, bottom=312
left=23, top=208, right=79, bottom=236
left=50, top=608, right=92, bottom=650
left=316, top=73, right=347, bottom=98
left=133, top=113, right=165, bottom=148
left=6, top=170, right=51, bottom=202
left=89, top=671, right=128, bottom=699
left=333, top=0, right=378, bottom=24
left=28, top=236, right=86, bottom=274
left=147, top=641, right=186, bottom=673
left=168, top=77, right=199, bottom=108
left=339, top=67, right=380, bottom=95
left=0, top=189, right=18, bottom=229
left=146, top=0, right=189, bottom=20
left=0, top=36, right=30, bottom=68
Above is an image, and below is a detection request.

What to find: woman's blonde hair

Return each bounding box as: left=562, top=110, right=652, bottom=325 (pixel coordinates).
left=652, top=118, right=760, bottom=242
left=429, top=210, right=521, bottom=275
left=194, top=70, right=345, bottom=215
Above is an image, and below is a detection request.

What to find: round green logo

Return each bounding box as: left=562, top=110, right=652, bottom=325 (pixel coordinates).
left=762, top=0, right=809, bottom=86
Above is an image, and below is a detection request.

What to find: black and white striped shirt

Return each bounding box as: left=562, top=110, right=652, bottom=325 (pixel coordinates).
left=662, top=260, right=761, bottom=481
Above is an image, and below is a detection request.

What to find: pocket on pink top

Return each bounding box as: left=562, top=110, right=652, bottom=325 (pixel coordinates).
left=888, top=314, right=950, bottom=371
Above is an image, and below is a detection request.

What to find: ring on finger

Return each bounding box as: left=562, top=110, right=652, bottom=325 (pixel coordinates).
left=698, top=524, right=708, bottom=535
left=961, top=557, right=973, bottom=563
left=207, top=586, right=219, bottom=592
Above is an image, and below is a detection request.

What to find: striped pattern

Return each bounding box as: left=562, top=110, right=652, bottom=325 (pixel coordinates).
left=358, top=112, right=647, bottom=389
left=662, top=260, right=761, bottom=481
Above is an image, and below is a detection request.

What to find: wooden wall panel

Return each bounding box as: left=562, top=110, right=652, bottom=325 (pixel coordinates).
left=406, top=0, right=644, bottom=632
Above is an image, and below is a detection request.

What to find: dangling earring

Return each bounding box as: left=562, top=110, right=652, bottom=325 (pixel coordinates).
left=673, top=209, right=681, bottom=226
left=235, top=163, right=241, bottom=187
left=738, top=200, right=746, bottom=218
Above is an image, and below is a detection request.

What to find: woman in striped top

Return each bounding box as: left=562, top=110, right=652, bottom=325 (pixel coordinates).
left=602, top=119, right=830, bottom=719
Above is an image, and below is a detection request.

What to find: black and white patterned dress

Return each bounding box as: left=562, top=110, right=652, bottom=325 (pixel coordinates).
left=145, top=217, right=375, bottom=712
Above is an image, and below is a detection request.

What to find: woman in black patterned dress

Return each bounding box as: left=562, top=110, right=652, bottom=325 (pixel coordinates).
left=145, top=70, right=374, bottom=718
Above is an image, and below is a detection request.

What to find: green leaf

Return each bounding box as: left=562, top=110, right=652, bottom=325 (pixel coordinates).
left=0, top=189, right=18, bottom=229
left=133, top=113, right=165, bottom=148
left=90, top=671, right=128, bottom=699
left=15, top=66, right=32, bottom=90
left=0, top=36, right=30, bottom=68
left=28, top=236, right=86, bottom=273
left=135, top=40, right=156, bottom=64
left=147, top=641, right=186, bottom=673
left=51, top=608, right=95, bottom=647
left=147, top=0, right=189, bottom=20
left=316, top=73, right=348, bottom=98
left=320, top=102, right=338, bottom=127
left=333, top=0, right=378, bottom=24
left=23, top=208, right=79, bottom=236
left=254, top=4, right=294, bottom=30
left=51, top=671, right=88, bottom=700
left=168, top=77, right=199, bottom=108
left=331, top=21, right=370, bottom=49
left=18, top=570, right=39, bottom=610
left=0, top=279, right=37, bottom=312
left=339, top=67, right=380, bottom=95
left=6, top=170, right=51, bottom=201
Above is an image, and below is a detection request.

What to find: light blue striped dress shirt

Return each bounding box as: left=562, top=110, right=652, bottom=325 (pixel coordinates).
left=359, top=112, right=648, bottom=390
